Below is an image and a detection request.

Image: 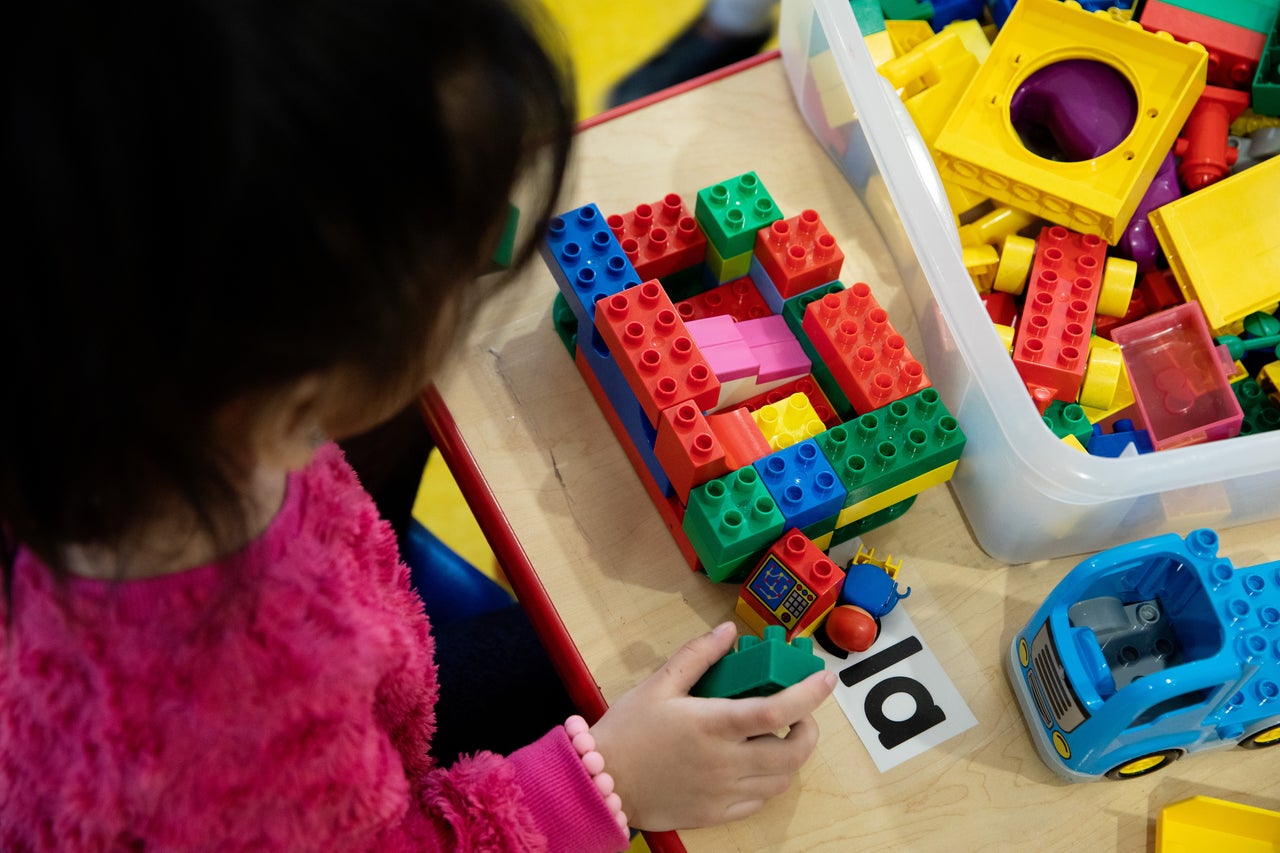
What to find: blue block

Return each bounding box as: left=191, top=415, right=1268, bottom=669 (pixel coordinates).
left=753, top=439, right=846, bottom=532
left=928, top=0, right=985, bottom=29
left=542, top=203, right=642, bottom=331
left=1087, top=419, right=1154, bottom=457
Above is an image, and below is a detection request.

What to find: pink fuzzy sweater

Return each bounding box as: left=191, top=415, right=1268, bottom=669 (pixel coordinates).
left=0, top=444, right=629, bottom=852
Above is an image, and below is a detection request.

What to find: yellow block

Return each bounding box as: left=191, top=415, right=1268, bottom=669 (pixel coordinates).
left=704, top=241, right=753, bottom=284
left=1079, top=336, right=1125, bottom=411
left=752, top=392, right=826, bottom=451
left=1156, top=796, right=1280, bottom=853
left=835, top=461, right=959, bottom=528
left=1149, top=153, right=1280, bottom=335
left=932, top=0, right=1207, bottom=243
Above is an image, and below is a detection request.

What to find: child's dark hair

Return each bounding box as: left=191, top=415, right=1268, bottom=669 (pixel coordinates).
left=1, top=0, right=575, bottom=574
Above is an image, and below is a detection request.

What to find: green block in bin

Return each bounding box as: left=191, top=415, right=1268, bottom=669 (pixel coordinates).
left=692, top=625, right=824, bottom=699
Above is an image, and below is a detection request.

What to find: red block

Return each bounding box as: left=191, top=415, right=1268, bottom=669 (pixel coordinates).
left=981, top=290, right=1018, bottom=327
left=1174, top=85, right=1251, bottom=191
left=737, top=530, right=845, bottom=641
left=675, top=277, right=772, bottom=322
left=737, top=375, right=841, bottom=430
left=574, top=346, right=700, bottom=570
left=1012, top=226, right=1105, bottom=410
left=1137, top=267, right=1184, bottom=313
left=706, top=406, right=772, bottom=470
left=594, top=281, right=721, bottom=426
left=752, top=209, right=845, bottom=299
left=800, top=281, right=930, bottom=415
left=607, top=193, right=707, bottom=282
left=656, top=401, right=731, bottom=503
left=1139, top=0, right=1265, bottom=89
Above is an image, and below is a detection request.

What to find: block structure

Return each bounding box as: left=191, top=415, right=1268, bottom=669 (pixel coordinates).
left=683, top=466, right=786, bottom=584
left=691, top=625, right=824, bottom=698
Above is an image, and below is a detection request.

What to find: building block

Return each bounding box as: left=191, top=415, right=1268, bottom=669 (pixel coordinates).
left=752, top=393, right=827, bottom=452
left=703, top=240, right=754, bottom=286
left=694, top=171, right=784, bottom=259
left=737, top=315, right=810, bottom=383
left=489, top=202, right=519, bottom=271
left=685, top=315, right=759, bottom=382
left=1087, top=418, right=1154, bottom=456
left=1162, top=0, right=1280, bottom=34
left=1175, top=86, right=1252, bottom=190
left=675, top=276, right=772, bottom=323
left=1011, top=226, right=1110, bottom=409
left=814, top=387, right=965, bottom=526
left=683, top=466, right=787, bottom=584
left=957, top=204, right=1039, bottom=249
left=551, top=291, right=577, bottom=357
left=1148, top=153, right=1280, bottom=335
left=1079, top=337, right=1126, bottom=411
left=1042, top=400, right=1093, bottom=444
left=802, top=281, right=930, bottom=415
left=1256, top=12, right=1280, bottom=115
left=829, top=495, right=918, bottom=547
left=886, top=22, right=988, bottom=149
left=543, top=203, right=643, bottom=330
left=1235, top=377, right=1280, bottom=433
left=1111, top=301, right=1244, bottom=449
left=594, top=280, right=721, bottom=426
left=753, top=438, right=846, bottom=532
left=981, top=290, right=1018, bottom=327
left=736, top=531, right=845, bottom=641
left=1157, top=797, right=1280, bottom=852
left=690, top=624, right=824, bottom=698
left=607, top=193, right=708, bottom=282
left=834, top=461, right=958, bottom=529
left=706, top=407, right=773, bottom=470
left=655, top=401, right=732, bottom=504
left=1139, top=0, right=1268, bottom=89
left=780, top=281, right=855, bottom=420
left=739, top=375, right=841, bottom=430
left=963, top=244, right=999, bottom=292
left=932, top=0, right=1207, bottom=243
left=749, top=209, right=845, bottom=301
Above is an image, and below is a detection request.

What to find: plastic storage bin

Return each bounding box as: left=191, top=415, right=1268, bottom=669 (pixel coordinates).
left=777, top=0, right=1280, bottom=563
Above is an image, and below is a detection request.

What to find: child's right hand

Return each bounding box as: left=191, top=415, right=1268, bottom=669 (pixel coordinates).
left=589, top=621, right=836, bottom=832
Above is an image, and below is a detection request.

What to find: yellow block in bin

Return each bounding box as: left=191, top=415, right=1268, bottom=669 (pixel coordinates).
left=963, top=244, right=998, bottom=292
left=1148, top=154, right=1280, bottom=335
left=1060, top=433, right=1086, bottom=453
left=1156, top=796, right=1280, bottom=853
left=1079, top=337, right=1124, bottom=411
left=932, top=0, right=1207, bottom=243
left=835, top=461, right=959, bottom=529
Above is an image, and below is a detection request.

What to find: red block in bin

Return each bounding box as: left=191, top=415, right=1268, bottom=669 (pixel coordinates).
left=656, top=402, right=731, bottom=503
left=607, top=193, right=707, bottom=282
left=594, top=281, right=721, bottom=426
left=800, top=281, right=930, bottom=414
left=752, top=209, right=844, bottom=299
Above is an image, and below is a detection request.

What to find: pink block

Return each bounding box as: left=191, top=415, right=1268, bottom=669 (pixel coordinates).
left=686, top=316, right=758, bottom=382
left=738, top=315, right=811, bottom=382
left=1110, top=301, right=1243, bottom=450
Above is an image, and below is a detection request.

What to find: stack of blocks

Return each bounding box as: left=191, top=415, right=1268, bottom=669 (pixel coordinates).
left=542, top=170, right=966, bottom=589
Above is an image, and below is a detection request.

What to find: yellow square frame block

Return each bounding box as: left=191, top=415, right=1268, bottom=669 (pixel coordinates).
left=932, top=0, right=1206, bottom=244
left=1148, top=153, right=1280, bottom=336
left=835, top=461, right=959, bottom=529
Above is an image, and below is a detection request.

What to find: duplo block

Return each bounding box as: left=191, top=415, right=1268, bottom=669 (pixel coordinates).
left=675, top=277, right=772, bottom=323
left=737, top=531, right=845, bottom=641
left=750, top=208, right=845, bottom=300
left=656, top=401, right=731, bottom=504
left=752, top=393, right=827, bottom=452
left=607, top=193, right=708, bottom=282
left=683, top=466, right=786, bottom=583
left=753, top=438, right=846, bottom=532
left=543, top=203, right=643, bottom=330
left=695, top=171, right=784, bottom=259
left=690, top=624, right=824, bottom=698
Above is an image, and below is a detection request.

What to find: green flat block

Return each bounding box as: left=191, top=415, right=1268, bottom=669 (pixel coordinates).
left=551, top=292, right=577, bottom=357
left=815, top=388, right=965, bottom=509
left=692, top=625, right=824, bottom=698
left=1236, top=378, right=1280, bottom=434
left=1043, top=400, right=1092, bottom=444
left=880, top=0, right=934, bottom=21
left=830, top=495, right=917, bottom=543
left=683, top=466, right=786, bottom=584
left=695, top=171, right=783, bottom=259
left=1165, top=0, right=1278, bottom=34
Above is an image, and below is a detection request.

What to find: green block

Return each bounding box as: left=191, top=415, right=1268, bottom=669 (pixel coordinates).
left=683, top=466, right=786, bottom=584
left=815, top=388, right=965, bottom=510
left=880, top=0, right=934, bottom=20
left=489, top=202, right=520, bottom=271
left=695, top=171, right=783, bottom=259
left=1042, top=400, right=1092, bottom=444
left=1255, top=17, right=1280, bottom=116
left=692, top=625, right=824, bottom=698
left=830, top=495, right=917, bottom=544
left=1164, top=0, right=1278, bottom=34
left=851, top=0, right=887, bottom=34
left=660, top=265, right=708, bottom=303
left=1235, top=378, right=1280, bottom=434
left=551, top=292, right=577, bottom=358
left=782, top=282, right=855, bottom=420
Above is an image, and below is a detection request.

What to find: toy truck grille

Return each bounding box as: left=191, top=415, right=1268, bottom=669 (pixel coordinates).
left=1029, top=622, right=1087, bottom=733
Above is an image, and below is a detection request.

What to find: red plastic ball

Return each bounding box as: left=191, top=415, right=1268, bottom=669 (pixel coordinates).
left=825, top=605, right=878, bottom=653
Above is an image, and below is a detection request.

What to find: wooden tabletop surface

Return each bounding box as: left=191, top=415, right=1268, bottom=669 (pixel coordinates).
left=430, top=56, right=1280, bottom=852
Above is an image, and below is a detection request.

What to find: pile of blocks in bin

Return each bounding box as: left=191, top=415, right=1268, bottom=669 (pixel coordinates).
left=542, top=171, right=962, bottom=694
left=837, top=0, right=1280, bottom=457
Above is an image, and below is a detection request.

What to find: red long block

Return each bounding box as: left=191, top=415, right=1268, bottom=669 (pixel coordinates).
left=676, top=277, right=772, bottom=322
left=800, top=281, right=930, bottom=415
left=574, top=346, right=700, bottom=570
left=1012, top=226, right=1105, bottom=410
left=656, top=401, right=731, bottom=503
left=752, top=209, right=844, bottom=299
left=594, top=281, right=721, bottom=426
left=607, top=193, right=707, bottom=282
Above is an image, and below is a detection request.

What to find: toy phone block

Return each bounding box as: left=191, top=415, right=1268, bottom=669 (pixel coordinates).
left=753, top=438, right=847, bottom=532
left=683, top=466, right=786, bottom=584
left=656, top=402, right=731, bottom=504
left=1148, top=153, right=1280, bottom=335
left=691, top=625, right=824, bottom=698
left=594, top=281, right=721, bottom=427
left=543, top=204, right=643, bottom=329
left=1139, top=1, right=1267, bottom=88
left=676, top=277, right=772, bottom=323
left=801, top=281, right=931, bottom=415
left=752, top=393, right=826, bottom=452
left=1111, top=301, right=1244, bottom=449
left=736, top=531, right=845, bottom=641
left=694, top=171, right=784, bottom=259
left=740, top=376, right=841, bottom=430
left=1157, top=796, right=1280, bottom=853
left=751, top=209, right=845, bottom=300
left=932, top=0, right=1208, bottom=243
left=607, top=193, right=707, bottom=282
left=815, top=387, right=966, bottom=514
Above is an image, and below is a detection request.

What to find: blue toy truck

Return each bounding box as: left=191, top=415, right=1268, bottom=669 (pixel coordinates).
left=1007, top=528, right=1280, bottom=781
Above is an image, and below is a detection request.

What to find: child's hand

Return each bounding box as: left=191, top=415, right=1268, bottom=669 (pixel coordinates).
left=589, top=621, right=837, bottom=831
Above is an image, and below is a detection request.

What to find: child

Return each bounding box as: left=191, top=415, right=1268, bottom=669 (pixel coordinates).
left=0, top=0, right=836, bottom=849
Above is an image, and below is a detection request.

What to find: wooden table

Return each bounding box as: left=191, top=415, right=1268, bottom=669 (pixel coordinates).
left=424, top=55, right=1280, bottom=853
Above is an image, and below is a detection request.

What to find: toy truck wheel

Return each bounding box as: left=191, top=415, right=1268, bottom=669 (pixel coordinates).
left=1104, top=750, right=1181, bottom=780
left=1239, top=724, right=1280, bottom=749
